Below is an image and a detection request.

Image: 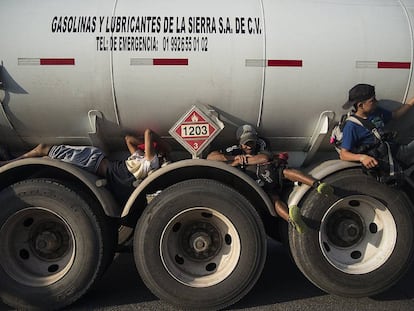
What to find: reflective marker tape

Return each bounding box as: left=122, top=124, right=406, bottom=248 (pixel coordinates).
left=153, top=58, right=188, bottom=66
left=18, top=58, right=75, bottom=65
left=130, top=58, right=188, bottom=66
left=268, top=59, right=303, bottom=67
left=130, top=58, right=153, bottom=65
left=245, top=59, right=266, bottom=67
left=356, top=61, right=377, bottom=68
left=18, top=58, right=40, bottom=65
left=356, top=61, right=411, bottom=69
left=40, top=58, right=75, bottom=65
left=378, top=62, right=411, bottom=69
left=245, top=59, right=303, bottom=67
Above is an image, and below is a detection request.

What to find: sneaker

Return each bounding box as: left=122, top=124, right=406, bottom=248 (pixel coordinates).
left=288, top=205, right=307, bottom=234
left=0, top=145, right=12, bottom=161
left=316, top=182, right=334, bottom=196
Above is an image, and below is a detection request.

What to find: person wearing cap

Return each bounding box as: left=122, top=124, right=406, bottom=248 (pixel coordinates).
left=207, top=124, right=333, bottom=233
left=207, top=124, right=270, bottom=167
left=340, top=83, right=414, bottom=169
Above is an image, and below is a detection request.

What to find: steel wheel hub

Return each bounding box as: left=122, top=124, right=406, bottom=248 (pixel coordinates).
left=320, top=195, right=397, bottom=274
left=0, top=207, right=75, bottom=286
left=160, top=207, right=241, bottom=287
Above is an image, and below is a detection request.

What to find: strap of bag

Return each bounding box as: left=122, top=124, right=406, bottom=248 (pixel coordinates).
left=348, top=115, right=395, bottom=176
left=384, top=141, right=395, bottom=176
left=347, top=115, right=382, bottom=141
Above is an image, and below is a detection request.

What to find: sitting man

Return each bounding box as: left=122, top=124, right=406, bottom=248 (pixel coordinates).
left=339, top=84, right=414, bottom=172
left=0, top=128, right=170, bottom=203
left=207, top=124, right=333, bottom=233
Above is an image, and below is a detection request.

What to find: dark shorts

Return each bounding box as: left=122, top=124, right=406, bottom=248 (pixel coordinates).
left=105, top=160, right=136, bottom=204
left=48, top=145, right=106, bottom=173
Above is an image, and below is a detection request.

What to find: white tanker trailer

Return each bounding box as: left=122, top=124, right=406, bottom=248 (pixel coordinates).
left=1, top=0, right=414, bottom=310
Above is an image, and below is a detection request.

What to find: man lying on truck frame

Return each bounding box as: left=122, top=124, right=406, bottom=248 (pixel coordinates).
left=0, top=128, right=170, bottom=203
left=207, top=124, right=333, bottom=234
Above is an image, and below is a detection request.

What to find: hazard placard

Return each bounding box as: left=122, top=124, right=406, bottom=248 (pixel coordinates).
left=169, top=105, right=224, bottom=158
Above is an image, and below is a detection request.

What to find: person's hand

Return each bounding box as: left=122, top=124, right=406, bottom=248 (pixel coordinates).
left=231, top=155, right=249, bottom=166
left=406, top=96, right=414, bottom=107
left=359, top=155, right=378, bottom=169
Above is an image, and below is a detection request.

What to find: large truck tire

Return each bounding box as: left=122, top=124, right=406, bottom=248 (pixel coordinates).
left=0, top=179, right=115, bottom=310
left=289, top=168, right=414, bottom=297
left=134, top=179, right=267, bottom=310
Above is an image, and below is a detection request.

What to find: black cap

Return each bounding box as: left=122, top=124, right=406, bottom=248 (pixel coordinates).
left=239, top=132, right=257, bottom=145
left=343, top=84, right=375, bottom=109
left=236, top=124, right=258, bottom=145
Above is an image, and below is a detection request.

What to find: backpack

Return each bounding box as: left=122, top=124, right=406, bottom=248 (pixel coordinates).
left=243, top=152, right=288, bottom=192
left=330, top=113, right=401, bottom=183
left=261, top=153, right=289, bottom=189
left=329, top=112, right=382, bottom=153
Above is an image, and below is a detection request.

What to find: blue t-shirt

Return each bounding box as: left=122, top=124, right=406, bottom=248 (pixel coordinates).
left=341, top=107, right=392, bottom=152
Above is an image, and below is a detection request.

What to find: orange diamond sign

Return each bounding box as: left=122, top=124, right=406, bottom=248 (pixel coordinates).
left=169, top=105, right=224, bottom=158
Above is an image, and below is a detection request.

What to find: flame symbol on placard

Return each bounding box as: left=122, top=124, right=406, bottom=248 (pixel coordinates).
left=191, top=113, right=199, bottom=122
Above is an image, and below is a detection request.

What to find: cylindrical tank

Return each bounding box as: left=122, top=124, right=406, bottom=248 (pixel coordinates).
left=1, top=0, right=413, bottom=151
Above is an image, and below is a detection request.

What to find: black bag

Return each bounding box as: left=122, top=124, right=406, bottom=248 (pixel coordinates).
left=356, top=138, right=403, bottom=185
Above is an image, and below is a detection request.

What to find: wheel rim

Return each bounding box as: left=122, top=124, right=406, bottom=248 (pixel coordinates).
left=160, top=207, right=241, bottom=287
left=0, top=207, right=75, bottom=286
left=320, top=195, right=397, bottom=274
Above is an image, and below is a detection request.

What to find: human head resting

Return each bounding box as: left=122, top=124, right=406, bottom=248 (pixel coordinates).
left=236, top=124, right=258, bottom=145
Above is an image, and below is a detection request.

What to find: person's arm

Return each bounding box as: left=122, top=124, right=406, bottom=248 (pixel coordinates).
left=231, top=153, right=269, bottom=167
left=147, top=129, right=171, bottom=156
left=206, top=151, right=235, bottom=163
left=339, top=148, right=378, bottom=169
left=392, top=96, right=414, bottom=119
left=339, top=122, right=378, bottom=169
left=125, top=129, right=171, bottom=160
left=143, top=129, right=172, bottom=161
left=125, top=134, right=142, bottom=155
left=143, top=128, right=156, bottom=160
